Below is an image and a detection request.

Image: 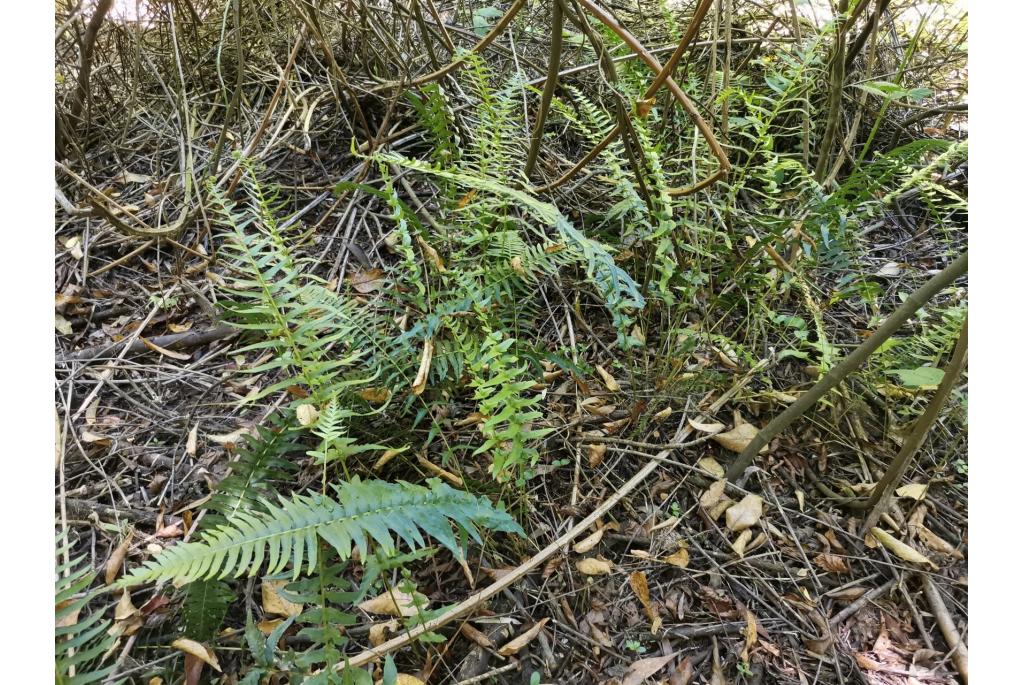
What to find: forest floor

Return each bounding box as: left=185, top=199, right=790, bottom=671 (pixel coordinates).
left=55, top=2, right=967, bottom=684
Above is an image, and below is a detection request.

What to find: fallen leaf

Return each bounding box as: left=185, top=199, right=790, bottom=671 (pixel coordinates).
left=497, top=617, right=549, bottom=656
left=411, top=338, right=434, bottom=396
left=114, top=171, right=152, bottom=184
left=417, top=456, right=463, bottom=487
left=55, top=315, right=74, bottom=335
left=167, top=321, right=193, bottom=333
left=416, top=235, right=446, bottom=272
left=171, top=639, right=221, bottom=672
left=699, top=479, right=728, bottom=510
left=712, top=422, right=762, bottom=454
left=622, top=652, right=677, bottom=685
left=358, top=590, right=424, bottom=617
left=369, top=619, right=398, bottom=646
left=669, top=656, right=693, bottom=685
left=652, top=406, right=673, bottom=422
left=587, top=442, right=607, bottom=467
left=541, top=556, right=564, bottom=579
left=374, top=676, right=425, bottom=685
left=296, top=404, right=319, bottom=427
left=460, top=622, right=495, bottom=648
left=870, top=528, right=937, bottom=569
left=896, top=483, right=929, bottom=500
left=917, top=527, right=963, bottom=559
left=81, top=430, right=111, bottom=445
left=346, top=268, right=385, bottom=294
left=629, top=571, right=662, bottom=634
left=731, top=529, right=752, bottom=556
left=740, top=609, right=758, bottom=662
left=140, top=337, right=192, bottom=360
left=573, top=528, right=604, bottom=554
left=663, top=545, right=690, bottom=569
left=105, top=532, right=133, bottom=585
left=359, top=387, right=392, bottom=404
left=65, top=235, right=84, bottom=260
left=697, top=456, right=725, bottom=478
left=876, top=262, right=902, bottom=277
left=185, top=424, right=198, bottom=457
left=208, top=426, right=253, bottom=445
left=688, top=418, right=726, bottom=434
left=262, top=580, right=304, bottom=618
left=576, top=557, right=613, bottom=576
left=725, top=494, right=763, bottom=532
left=813, top=552, right=850, bottom=574
left=373, top=447, right=407, bottom=470
left=596, top=365, right=621, bottom=392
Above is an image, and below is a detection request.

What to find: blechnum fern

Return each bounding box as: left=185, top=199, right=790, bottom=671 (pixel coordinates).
left=468, top=328, right=552, bottom=482
left=56, top=533, right=119, bottom=685
left=120, top=477, right=522, bottom=586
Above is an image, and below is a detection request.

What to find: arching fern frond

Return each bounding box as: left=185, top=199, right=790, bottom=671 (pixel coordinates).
left=120, top=478, right=522, bottom=586
left=56, top=533, right=118, bottom=685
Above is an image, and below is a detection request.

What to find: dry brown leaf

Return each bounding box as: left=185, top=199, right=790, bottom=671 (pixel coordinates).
left=369, top=619, right=398, bottom=646
left=171, top=639, right=221, bottom=672
left=140, top=337, right=192, bottom=360
left=541, top=556, right=564, bottom=580
left=105, top=532, right=133, bottom=585
left=712, top=422, right=762, bottom=454
left=81, top=430, right=111, bottom=445
left=596, top=365, right=621, bottom=392
left=459, top=622, right=495, bottom=649
left=740, top=610, right=758, bottom=662
left=373, top=447, right=406, bottom=470
left=497, top=617, right=549, bottom=656
left=576, top=557, right=614, bottom=576
left=262, top=580, right=304, bottom=618
left=168, top=321, right=193, bottom=333
left=115, top=588, right=140, bottom=622
left=697, top=456, right=725, bottom=478
left=296, top=404, right=319, bottom=427
left=346, top=268, right=385, bottom=294
left=416, top=235, right=446, bottom=272
left=725, top=494, right=763, bottom=532
left=359, top=387, right=392, bottom=404
left=417, top=456, right=463, bottom=487
left=663, top=545, right=690, bottom=569
left=895, top=483, right=929, bottom=500
left=628, top=571, right=662, bottom=634
left=622, top=652, right=677, bottom=685
left=55, top=314, right=74, bottom=335
left=669, top=656, right=693, bottom=685
left=256, top=618, right=283, bottom=635
left=699, top=479, right=728, bottom=510
left=358, top=590, right=423, bottom=617
left=652, top=406, right=673, bottom=422
left=731, top=529, right=752, bottom=557
left=573, top=528, right=604, bottom=554
left=870, top=528, right=937, bottom=569
left=186, top=424, right=198, bottom=457
left=374, top=676, right=425, bottom=685
left=688, top=418, right=726, bottom=434
left=411, top=338, right=434, bottom=396
left=587, top=442, right=607, bottom=468
left=917, top=527, right=963, bottom=559
left=813, top=552, right=850, bottom=575
left=207, top=427, right=253, bottom=445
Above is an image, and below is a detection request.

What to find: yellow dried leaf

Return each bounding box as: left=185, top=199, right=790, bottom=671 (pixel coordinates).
left=869, top=528, right=937, bottom=569
left=186, top=424, right=198, bottom=457
left=170, top=639, right=221, bottom=672
left=725, top=494, right=764, bottom=532
left=167, top=321, right=193, bottom=333
left=417, top=456, right=463, bottom=487
left=411, top=338, right=434, bottom=396
left=731, top=529, right=752, bottom=557
left=628, top=571, right=662, bottom=634
left=697, top=456, right=725, bottom=478
left=688, top=418, right=726, bottom=434
left=358, top=387, right=392, bottom=404
left=140, top=337, right=192, bottom=360
left=918, top=527, right=963, bottom=559
left=712, top=422, right=762, bottom=454
left=652, top=406, right=673, bottom=422
left=374, top=676, right=425, bottom=685
left=573, top=528, right=604, bottom=554
left=587, top=442, right=607, bottom=467
left=596, top=365, right=620, bottom=392
left=346, top=268, right=385, bottom=294
left=663, top=545, right=689, bottom=569
left=497, top=618, right=549, bottom=656
left=262, top=580, right=304, bottom=618
left=296, top=404, right=319, bottom=427
left=358, top=590, right=423, bottom=617
left=895, top=483, right=929, bottom=500
left=699, top=479, right=728, bottom=510
left=369, top=619, right=398, bottom=646
left=459, top=622, right=495, bottom=649
left=416, top=235, right=446, bottom=272
left=372, top=447, right=407, bottom=470
left=105, top=532, right=133, bottom=585
left=576, top=557, right=614, bottom=575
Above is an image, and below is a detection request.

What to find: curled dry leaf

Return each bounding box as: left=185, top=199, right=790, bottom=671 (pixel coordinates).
left=374, top=676, right=425, bottom=685
left=725, top=494, right=764, bottom=532
left=171, top=639, right=221, bottom=672
left=622, top=652, right=677, bottom=685
left=55, top=314, right=74, bottom=335
left=870, top=528, right=937, bottom=569
left=813, top=553, right=851, bottom=575
left=369, top=619, right=398, bottom=647
left=688, top=418, right=726, bottom=434
left=346, top=268, right=385, bottom=294
left=699, top=479, right=728, bottom=510
left=411, top=338, right=434, bottom=396
left=185, top=424, right=198, bottom=457
left=573, top=528, right=604, bottom=554
left=497, top=617, right=549, bottom=656
left=663, top=545, right=690, bottom=569
left=358, top=387, right=392, bottom=404
left=262, top=580, right=304, bottom=618
left=358, top=590, right=424, bottom=617
left=895, top=483, right=929, bottom=500
left=731, top=529, right=753, bottom=557
left=141, top=337, right=192, bottom=361
left=697, top=456, right=725, bottom=478
left=712, top=421, right=762, bottom=454
left=596, top=365, right=621, bottom=392
left=105, top=531, right=133, bottom=585
left=652, top=406, right=673, bottom=422
left=460, top=622, right=495, bottom=649
left=917, top=527, right=963, bottom=559
left=372, top=446, right=407, bottom=470
left=628, top=571, right=662, bottom=634
left=576, top=557, right=614, bottom=576
left=417, top=456, right=463, bottom=487
left=296, top=404, right=319, bottom=427
left=587, top=442, right=607, bottom=468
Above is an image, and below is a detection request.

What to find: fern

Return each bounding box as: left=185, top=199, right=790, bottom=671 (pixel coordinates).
left=56, top=533, right=119, bottom=685
left=181, top=579, right=235, bottom=642
left=469, top=329, right=552, bottom=482
left=120, top=477, right=522, bottom=585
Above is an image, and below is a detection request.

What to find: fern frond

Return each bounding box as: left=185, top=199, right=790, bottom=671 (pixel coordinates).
left=56, top=534, right=118, bottom=685
left=181, top=579, right=235, bottom=641
left=121, top=478, right=522, bottom=585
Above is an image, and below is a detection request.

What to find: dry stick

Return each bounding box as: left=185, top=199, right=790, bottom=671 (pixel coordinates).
left=814, top=0, right=849, bottom=182
left=858, top=318, right=967, bottom=532
left=920, top=573, right=968, bottom=683
left=63, top=0, right=114, bottom=158
left=59, top=324, right=236, bottom=364
left=523, top=0, right=564, bottom=178
left=333, top=362, right=767, bottom=671
left=725, top=251, right=968, bottom=482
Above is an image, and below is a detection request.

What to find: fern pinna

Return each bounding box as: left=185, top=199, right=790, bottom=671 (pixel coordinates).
left=120, top=477, right=522, bottom=586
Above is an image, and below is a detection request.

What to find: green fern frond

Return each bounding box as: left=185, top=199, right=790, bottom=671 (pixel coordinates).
left=120, top=478, right=522, bottom=586
left=56, top=534, right=118, bottom=685
left=181, top=579, right=235, bottom=642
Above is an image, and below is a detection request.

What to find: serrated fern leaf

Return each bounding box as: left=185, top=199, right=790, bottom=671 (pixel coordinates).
left=121, top=478, right=522, bottom=586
